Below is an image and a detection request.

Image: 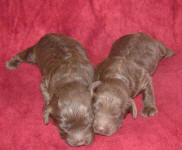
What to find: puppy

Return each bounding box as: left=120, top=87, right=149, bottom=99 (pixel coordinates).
left=91, top=32, right=173, bottom=136
left=6, top=33, right=95, bottom=146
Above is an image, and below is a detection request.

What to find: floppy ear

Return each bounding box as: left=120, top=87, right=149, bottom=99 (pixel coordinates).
left=89, top=81, right=102, bottom=96
left=130, top=99, right=137, bottom=119
left=43, top=105, right=52, bottom=125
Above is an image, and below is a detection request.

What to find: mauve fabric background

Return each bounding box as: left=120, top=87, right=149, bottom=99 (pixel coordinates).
left=0, top=0, right=182, bottom=150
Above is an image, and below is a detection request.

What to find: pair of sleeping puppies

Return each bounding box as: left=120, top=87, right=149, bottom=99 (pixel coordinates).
left=6, top=33, right=173, bottom=146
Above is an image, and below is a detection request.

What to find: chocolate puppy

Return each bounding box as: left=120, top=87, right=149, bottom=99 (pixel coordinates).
left=91, top=32, right=173, bottom=136
left=6, top=33, right=94, bottom=146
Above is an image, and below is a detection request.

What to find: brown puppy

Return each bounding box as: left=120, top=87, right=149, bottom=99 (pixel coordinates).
left=91, top=32, right=173, bottom=136
left=6, top=33, right=94, bottom=146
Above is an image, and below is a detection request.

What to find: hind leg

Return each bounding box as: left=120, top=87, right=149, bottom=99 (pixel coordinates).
left=6, top=46, right=36, bottom=70
left=141, top=74, right=158, bottom=117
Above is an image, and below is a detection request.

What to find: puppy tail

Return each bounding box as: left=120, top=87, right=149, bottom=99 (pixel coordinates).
left=6, top=46, right=36, bottom=70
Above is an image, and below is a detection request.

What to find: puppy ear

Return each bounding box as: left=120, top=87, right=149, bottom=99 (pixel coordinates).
left=43, top=105, right=52, bottom=125
left=130, top=100, right=137, bottom=119
left=89, top=81, right=102, bottom=96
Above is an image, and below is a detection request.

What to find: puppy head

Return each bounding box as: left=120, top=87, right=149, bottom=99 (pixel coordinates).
left=43, top=84, right=94, bottom=146
left=91, top=81, right=137, bottom=136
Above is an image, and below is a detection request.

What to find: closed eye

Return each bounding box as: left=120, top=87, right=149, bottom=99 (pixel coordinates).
left=60, top=123, right=72, bottom=129
left=111, top=108, right=121, bottom=117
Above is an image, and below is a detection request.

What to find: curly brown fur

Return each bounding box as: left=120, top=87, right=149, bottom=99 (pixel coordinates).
left=6, top=33, right=94, bottom=146
left=91, top=32, right=173, bottom=136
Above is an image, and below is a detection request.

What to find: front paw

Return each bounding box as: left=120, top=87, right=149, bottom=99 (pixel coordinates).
left=141, top=106, right=158, bottom=117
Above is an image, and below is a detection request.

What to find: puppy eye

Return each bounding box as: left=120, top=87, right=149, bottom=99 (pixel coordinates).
left=111, top=110, right=121, bottom=117
left=60, top=123, right=72, bottom=130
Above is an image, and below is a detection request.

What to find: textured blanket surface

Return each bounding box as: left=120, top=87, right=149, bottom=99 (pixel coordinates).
left=0, top=0, right=182, bottom=150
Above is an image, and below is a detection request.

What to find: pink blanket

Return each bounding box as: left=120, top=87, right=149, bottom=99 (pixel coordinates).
left=1, top=0, right=182, bottom=149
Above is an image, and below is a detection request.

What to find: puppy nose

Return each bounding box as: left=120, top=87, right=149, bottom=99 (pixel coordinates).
left=97, top=126, right=105, bottom=133
left=76, top=139, right=85, bottom=146
left=94, top=125, right=109, bottom=135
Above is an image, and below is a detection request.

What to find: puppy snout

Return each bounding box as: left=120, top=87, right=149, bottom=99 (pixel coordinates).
left=67, top=133, right=93, bottom=146
left=96, top=126, right=106, bottom=133
left=94, top=124, right=109, bottom=135
left=76, top=139, right=85, bottom=146
left=68, top=139, right=87, bottom=147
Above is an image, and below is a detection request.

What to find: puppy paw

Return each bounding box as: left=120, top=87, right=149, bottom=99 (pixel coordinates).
left=141, top=106, right=158, bottom=117
left=6, top=56, right=21, bottom=70
left=165, top=49, right=174, bottom=58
